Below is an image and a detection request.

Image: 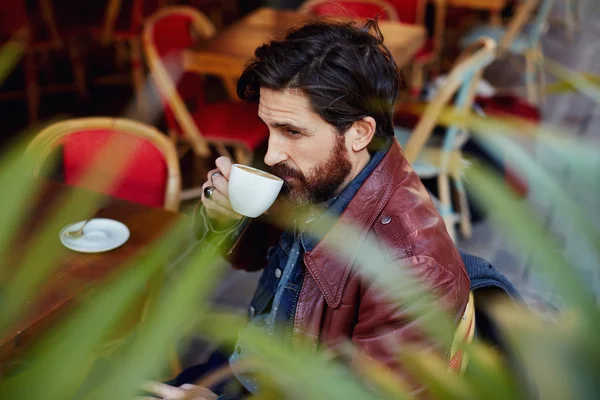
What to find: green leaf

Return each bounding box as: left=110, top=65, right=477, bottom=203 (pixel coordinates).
left=464, top=162, right=598, bottom=325
left=0, top=37, right=25, bottom=87
left=545, top=60, right=600, bottom=104
left=83, top=234, right=230, bottom=400
left=0, top=220, right=191, bottom=399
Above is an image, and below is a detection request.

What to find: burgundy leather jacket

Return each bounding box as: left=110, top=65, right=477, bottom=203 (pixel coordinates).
left=200, top=141, right=470, bottom=391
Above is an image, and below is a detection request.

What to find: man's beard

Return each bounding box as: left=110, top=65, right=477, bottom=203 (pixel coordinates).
left=270, top=135, right=352, bottom=205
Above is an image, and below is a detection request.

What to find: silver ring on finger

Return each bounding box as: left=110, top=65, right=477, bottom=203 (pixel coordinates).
left=210, top=171, right=221, bottom=185
left=204, top=186, right=215, bottom=200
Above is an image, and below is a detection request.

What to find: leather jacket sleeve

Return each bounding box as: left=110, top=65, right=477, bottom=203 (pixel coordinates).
left=351, top=255, right=470, bottom=395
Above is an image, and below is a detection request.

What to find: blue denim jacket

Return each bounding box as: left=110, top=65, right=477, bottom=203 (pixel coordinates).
left=247, top=148, right=389, bottom=336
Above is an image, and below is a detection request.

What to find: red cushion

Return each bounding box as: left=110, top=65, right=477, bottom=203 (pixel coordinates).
left=152, top=13, right=197, bottom=56
left=386, top=0, right=423, bottom=24
left=62, top=130, right=168, bottom=208
left=306, top=1, right=394, bottom=20
left=414, top=38, right=436, bottom=62
left=475, top=95, right=540, bottom=122
left=191, top=102, right=268, bottom=150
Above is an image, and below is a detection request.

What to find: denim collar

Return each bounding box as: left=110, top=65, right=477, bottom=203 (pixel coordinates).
left=300, top=144, right=390, bottom=252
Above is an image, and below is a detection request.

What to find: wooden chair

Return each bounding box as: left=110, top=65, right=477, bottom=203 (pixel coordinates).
left=44, top=1, right=161, bottom=113
left=0, top=1, right=84, bottom=123
left=27, top=117, right=181, bottom=211
left=92, top=0, right=163, bottom=112
left=143, top=6, right=269, bottom=198
left=460, top=0, right=555, bottom=105
left=299, top=0, right=400, bottom=20
left=394, top=37, right=497, bottom=241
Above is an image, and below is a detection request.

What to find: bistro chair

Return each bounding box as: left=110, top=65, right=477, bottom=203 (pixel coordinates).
left=27, top=117, right=181, bottom=211
left=394, top=37, right=497, bottom=241
left=143, top=6, right=269, bottom=177
left=460, top=0, right=555, bottom=105
left=0, top=1, right=84, bottom=123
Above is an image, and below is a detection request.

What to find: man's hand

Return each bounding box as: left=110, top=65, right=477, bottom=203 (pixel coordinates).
left=139, top=381, right=218, bottom=400
left=201, top=157, right=243, bottom=228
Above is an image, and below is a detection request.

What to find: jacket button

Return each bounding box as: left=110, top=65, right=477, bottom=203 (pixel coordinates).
left=275, top=268, right=282, bottom=278
left=381, top=215, right=392, bottom=224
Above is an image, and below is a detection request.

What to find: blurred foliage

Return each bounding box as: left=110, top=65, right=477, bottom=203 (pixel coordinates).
left=0, top=22, right=600, bottom=400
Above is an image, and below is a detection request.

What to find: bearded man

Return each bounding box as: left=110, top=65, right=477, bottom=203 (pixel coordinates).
left=167, top=19, right=473, bottom=400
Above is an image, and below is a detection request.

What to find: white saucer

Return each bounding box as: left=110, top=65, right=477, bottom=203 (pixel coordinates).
left=59, top=218, right=130, bottom=253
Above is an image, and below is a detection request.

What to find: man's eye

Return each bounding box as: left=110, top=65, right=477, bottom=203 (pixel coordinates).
left=286, top=128, right=302, bottom=136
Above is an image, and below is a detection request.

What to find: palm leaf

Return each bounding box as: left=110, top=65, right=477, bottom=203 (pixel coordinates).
left=464, top=162, right=599, bottom=327
left=0, top=35, right=25, bottom=86
left=83, top=235, right=230, bottom=400
left=0, top=220, right=191, bottom=399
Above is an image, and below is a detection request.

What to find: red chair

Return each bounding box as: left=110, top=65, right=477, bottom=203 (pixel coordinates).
left=27, top=117, right=182, bottom=211
left=299, top=0, right=399, bottom=21
left=143, top=6, right=269, bottom=178
left=386, top=0, right=446, bottom=98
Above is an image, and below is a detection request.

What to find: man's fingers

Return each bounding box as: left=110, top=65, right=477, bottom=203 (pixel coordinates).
left=206, top=187, right=235, bottom=210
left=202, top=181, right=234, bottom=212
left=207, top=170, right=228, bottom=196
left=140, top=381, right=185, bottom=398
left=215, top=157, right=233, bottom=180
left=178, top=384, right=219, bottom=400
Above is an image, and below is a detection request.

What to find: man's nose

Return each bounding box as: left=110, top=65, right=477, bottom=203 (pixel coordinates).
left=263, top=135, right=287, bottom=167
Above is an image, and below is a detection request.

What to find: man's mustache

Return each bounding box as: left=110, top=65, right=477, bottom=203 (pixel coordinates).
left=270, top=163, right=304, bottom=181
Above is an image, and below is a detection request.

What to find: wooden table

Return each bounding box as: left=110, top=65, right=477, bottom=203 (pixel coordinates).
left=446, top=0, right=508, bottom=25
left=184, top=7, right=426, bottom=99
left=0, top=181, right=185, bottom=372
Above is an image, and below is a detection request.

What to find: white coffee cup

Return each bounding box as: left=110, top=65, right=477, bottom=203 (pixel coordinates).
left=228, top=164, right=284, bottom=218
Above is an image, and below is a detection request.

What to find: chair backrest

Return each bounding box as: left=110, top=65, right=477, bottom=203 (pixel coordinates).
left=299, top=0, right=400, bottom=21
left=402, top=37, right=497, bottom=164
left=499, top=0, right=553, bottom=56
left=143, top=6, right=216, bottom=157
left=27, top=117, right=181, bottom=211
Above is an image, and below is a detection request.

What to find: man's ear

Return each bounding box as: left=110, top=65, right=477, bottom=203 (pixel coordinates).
left=350, top=117, right=376, bottom=152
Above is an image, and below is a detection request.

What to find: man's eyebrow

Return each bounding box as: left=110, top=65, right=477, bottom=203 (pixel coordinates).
left=271, top=121, right=307, bottom=131
left=259, top=115, right=307, bottom=131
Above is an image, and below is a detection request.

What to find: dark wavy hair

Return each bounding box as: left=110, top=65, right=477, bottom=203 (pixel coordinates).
left=237, top=19, right=400, bottom=138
